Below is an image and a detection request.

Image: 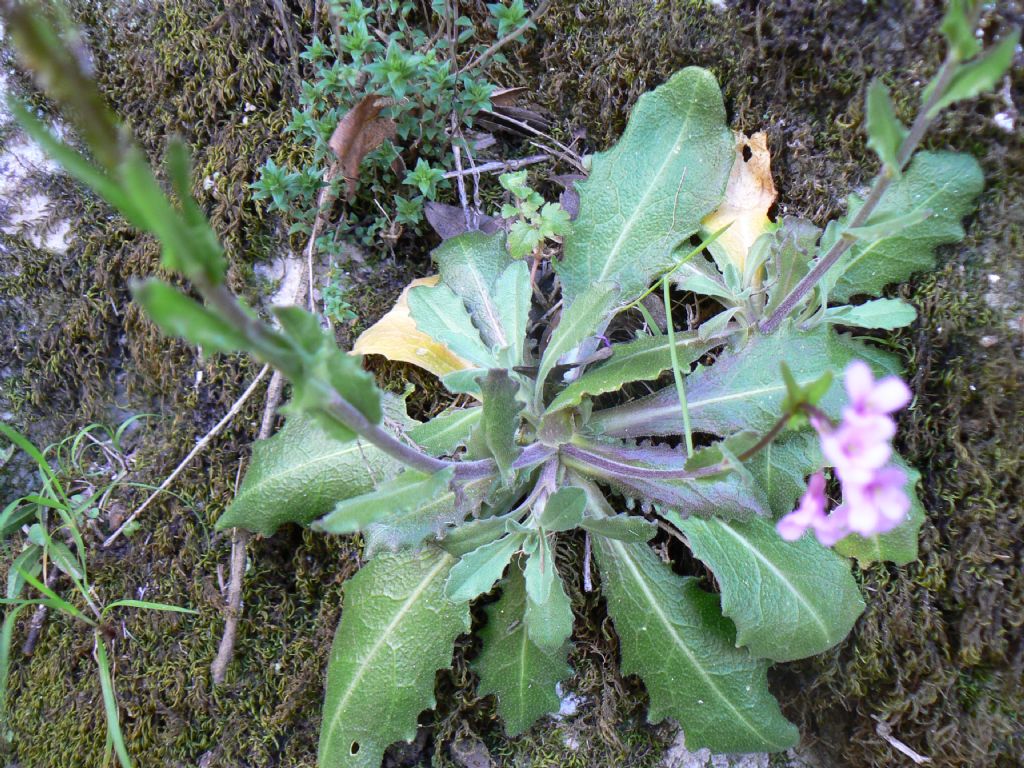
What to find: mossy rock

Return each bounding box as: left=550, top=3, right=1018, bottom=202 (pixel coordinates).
left=1, top=1, right=1021, bottom=766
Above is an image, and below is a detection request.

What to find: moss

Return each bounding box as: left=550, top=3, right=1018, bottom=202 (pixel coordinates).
left=2, top=0, right=1022, bottom=766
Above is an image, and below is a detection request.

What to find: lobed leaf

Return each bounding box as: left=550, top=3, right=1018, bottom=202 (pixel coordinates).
left=522, top=537, right=574, bottom=651
left=445, top=533, right=524, bottom=602
left=478, top=369, right=523, bottom=484
left=674, top=514, right=864, bottom=662
left=474, top=563, right=571, bottom=736
left=434, top=231, right=512, bottom=349
left=408, top=407, right=481, bottom=455
left=408, top=282, right=496, bottom=369
left=319, top=548, right=470, bottom=768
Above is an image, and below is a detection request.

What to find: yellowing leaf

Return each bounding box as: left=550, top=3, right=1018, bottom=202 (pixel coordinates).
left=702, top=131, right=777, bottom=275
left=352, top=276, right=474, bottom=378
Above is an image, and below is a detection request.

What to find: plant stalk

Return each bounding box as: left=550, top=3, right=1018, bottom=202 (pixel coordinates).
left=758, top=50, right=963, bottom=335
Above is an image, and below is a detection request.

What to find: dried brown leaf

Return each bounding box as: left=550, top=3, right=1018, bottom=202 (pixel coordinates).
left=328, top=95, right=398, bottom=200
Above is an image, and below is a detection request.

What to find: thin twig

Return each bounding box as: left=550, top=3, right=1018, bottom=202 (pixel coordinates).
left=102, top=365, right=271, bottom=548
left=441, top=153, right=550, bottom=179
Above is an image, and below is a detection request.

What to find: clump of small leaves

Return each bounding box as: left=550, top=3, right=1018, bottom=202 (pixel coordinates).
left=499, top=169, right=571, bottom=259
left=3, top=1, right=1017, bottom=767
left=251, top=0, right=536, bottom=255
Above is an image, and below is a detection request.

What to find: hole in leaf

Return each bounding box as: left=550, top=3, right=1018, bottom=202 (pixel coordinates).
left=741, top=143, right=753, bottom=162
left=767, top=202, right=780, bottom=222
left=350, top=742, right=360, bottom=755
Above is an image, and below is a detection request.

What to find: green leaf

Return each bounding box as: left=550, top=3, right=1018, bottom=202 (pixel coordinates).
left=408, top=407, right=481, bottom=455
left=479, top=369, right=523, bottom=483
left=493, top=261, right=531, bottom=366
left=523, top=537, right=573, bottom=651
left=313, top=468, right=455, bottom=535
left=217, top=407, right=409, bottom=535
left=822, top=298, right=917, bottom=330
left=547, top=331, right=712, bottom=413
left=95, top=637, right=133, bottom=768
left=580, top=514, right=656, bottom=543
left=131, top=279, right=247, bottom=354
left=589, top=502, right=798, bottom=751
left=556, top=67, right=734, bottom=308
left=818, top=151, right=984, bottom=302
left=674, top=514, right=864, bottom=662
left=744, top=431, right=822, bottom=518
left=591, top=327, right=899, bottom=438
left=319, top=548, right=470, bottom=768
left=164, top=137, right=227, bottom=283
left=538, top=487, right=586, bottom=532
left=928, top=29, right=1021, bottom=116
left=763, top=218, right=819, bottom=318
left=941, top=0, right=982, bottom=60
left=536, top=282, right=619, bottom=404
left=834, top=456, right=925, bottom=566
left=445, top=533, right=524, bottom=602
left=434, top=231, right=511, bottom=349
left=408, top=282, right=496, bottom=368
left=474, top=563, right=571, bottom=736
left=865, top=81, right=907, bottom=176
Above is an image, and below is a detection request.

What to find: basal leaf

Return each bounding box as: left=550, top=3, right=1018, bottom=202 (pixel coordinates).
left=523, top=538, right=573, bottom=651
left=434, top=231, right=512, bottom=349
left=762, top=218, right=819, bottom=318
left=557, top=67, right=734, bottom=308
left=579, top=514, right=656, bottom=543
left=834, top=456, right=925, bottom=566
left=319, top=548, right=470, bottom=768
left=744, top=431, right=822, bottom=518
left=445, top=533, right=524, bottom=602
left=479, top=369, right=523, bottom=483
left=674, top=514, right=864, bottom=662
left=538, top=487, right=586, bottom=532
left=474, top=563, right=571, bottom=736
left=493, top=260, right=531, bottom=367
left=313, top=468, right=455, bottom=535
left=536, top=282, right=619, bottom=404
left=352, top=276, right=475, bottom=379
left=590, top=327, right=899, bottom=439
left=408, top=282, right=497, bottom=369
left=408, top=407, right=481, bottom=455
left=818, top=151, right=983, bottom=302
left=217, top=406, right=410, bottom=535
left=587, top=489, right=798, bottom=752
left=547, top=331, right=713, bottom=413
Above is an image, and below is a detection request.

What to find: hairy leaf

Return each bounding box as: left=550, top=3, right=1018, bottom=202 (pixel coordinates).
left=835, top=456, right=925, bottom=566
left=523, top=537, right=574, bottom=651
left=313, top=468, right=455, bottom=535
left=536, top=282, right=619, bottom=402
left=353, top=276, right=475, bottom=379
left=819, top=151, right=983, bottom=302
left=408, top=407, right=481, bottom=455
left=822, top=298, right=917, bottom=330
left=557, top=67, right=734, bottom=307
left=408, top=282, right=496, bottom=369
left=434, top=231, right=512, bottom=349
left=538, top=487, right=586, bottom=532
left=547, top=331, right=712, bottom=413
left=445, top=534, right=524, bottom=602
left=927, top=29, right=1021, bottom=116
left=865, top=81, right=906, bottom=176
left=319, top=549, right=469, bottom=768
left=494, top=261, right=531, bottom=366
left=674, top=514, right=864, bottom=662
left=580, top=514, right=656, bottom=543
left=590, top=327, right=899, bottom=439
left=132, top=280, right=247, bottom=354
left=474, top=563, right=570, bottom=736
left=744, top=431, right=822, bottom=518
left=479, top=369, right=523, bottom=483
left=762, top=218, right=819, bottom=318
left=217, top=406, right=410, bottom=535
left=589, top=496, right=798, bottom=752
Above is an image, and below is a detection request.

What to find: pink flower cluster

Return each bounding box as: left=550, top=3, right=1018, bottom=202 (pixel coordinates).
left=777, top=361, right=912, bottom=546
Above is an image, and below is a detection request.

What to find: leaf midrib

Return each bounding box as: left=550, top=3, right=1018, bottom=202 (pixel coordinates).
left=609, top=539, right=788, bottom=750
left=321, top=555, right=451, bottom=757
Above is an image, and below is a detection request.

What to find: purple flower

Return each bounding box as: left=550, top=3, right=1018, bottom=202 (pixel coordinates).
left=777, top=472, right=827, bottom=541
left=776, top=361, right=913, bottom=547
